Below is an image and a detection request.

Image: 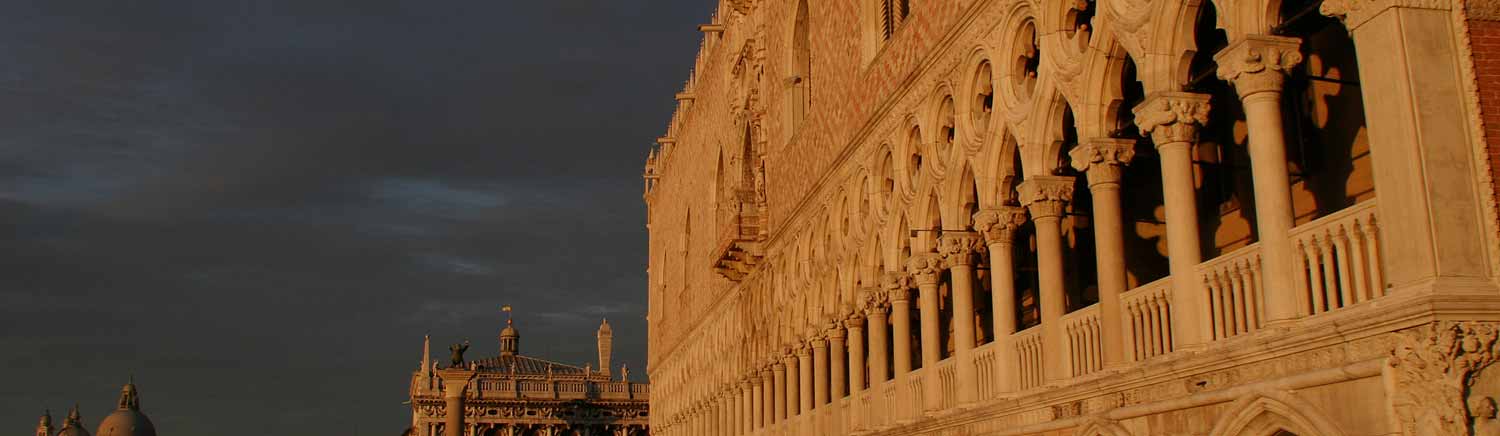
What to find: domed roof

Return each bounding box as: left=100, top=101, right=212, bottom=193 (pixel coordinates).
left=56, top=405, right=90, bottom=436
left=95, top=382, right=156, bottom=436
left=500, top=319, right=519, bottom=337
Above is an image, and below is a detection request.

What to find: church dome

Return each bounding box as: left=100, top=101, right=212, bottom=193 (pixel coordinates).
left=56, top=406, right=90, bottom=436
left=499, top=319, right=520, bottom=356
left=95, top=382, right=156, bottom=436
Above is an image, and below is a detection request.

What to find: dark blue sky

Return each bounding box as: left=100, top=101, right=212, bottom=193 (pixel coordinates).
left=0, top=1, right=712, bottom=434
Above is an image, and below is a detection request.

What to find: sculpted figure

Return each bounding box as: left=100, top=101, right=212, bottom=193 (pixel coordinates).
left=449, top=341, right=469, bottom=367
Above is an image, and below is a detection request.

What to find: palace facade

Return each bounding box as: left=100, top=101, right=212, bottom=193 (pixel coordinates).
left=643, top=0, right=1500, bottom=435
left=407, top=319, right=650, bottom=436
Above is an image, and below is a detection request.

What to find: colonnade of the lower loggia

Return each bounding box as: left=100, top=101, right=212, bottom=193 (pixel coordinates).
left=654, top=27, right=1452, bottom=435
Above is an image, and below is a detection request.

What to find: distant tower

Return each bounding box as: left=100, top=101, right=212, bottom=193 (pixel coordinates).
left=499, top=319, right=520, bottom=357
left=35, top=410, right=53, bottom=436
left=420, top=335, right=431, bottom=378
left=597, top=319, right=613, bottom=377
left=96, top=380, right=157, bottom=436
left=55, top=404, right=88, bottom=436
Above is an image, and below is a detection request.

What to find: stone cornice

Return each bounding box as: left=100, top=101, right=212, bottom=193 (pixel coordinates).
left=1133, top=92, right=1211, bottom=146
left=1322, top=0, right=1454, bottom=29
left=1214, top=35, right=1304, bottom=99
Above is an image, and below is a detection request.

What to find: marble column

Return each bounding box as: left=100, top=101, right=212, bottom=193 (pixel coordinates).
left=973, top=207, right=1028, bottom=391
left=783, top=352, right=800, bottom=418
left=812, top=335, right=829, bottom=407
left=845, top=313, right=866, bottom=430
left=437, top=368, right=477, bottom=436
left=1069, top=138, right=1136, bottom=367
left=828, top=324, right=847, bottom=401
left=751, top=375, right=764, bottom=431
left=1216, top=34, right=1304, bottom=324
left=1019, top=175, right=1075, bottom=383
left=797, top=343, right=813, bottom=415
left=1134, top=91, right=1213, bottom=347
left=884, top=271, right=915, bottom=420
left=939, top=232, right=984, bottom=404
left=733, top=384, right=744, bottom=436
left=907, top=252, right=945, bottom=412
left=743, top=379, right=755, bottom=434
left=772, top=362, right=787, bottom=423
left=761, top=367, right=774, bottom=429
left=866, top=293, right=891, bottom=386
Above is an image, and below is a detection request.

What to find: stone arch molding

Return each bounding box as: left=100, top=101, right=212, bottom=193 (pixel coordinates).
left=1207, top=389, right=1346, bottom=436
left=1077, top=417, right=1133, bottom=436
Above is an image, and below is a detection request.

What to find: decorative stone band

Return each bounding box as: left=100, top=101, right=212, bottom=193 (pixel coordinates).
left=938, top=231, right=985, bottom=268
left=906, top=252, right=945, bottom=286
left=1214, top=34, right=1304, bottom=99
left=1069, top=138, right=1138, bottom=187
left=1321, top=0, right=1455, bottom=30
left=1018, top=175, right=1076, bottom=220
left=1133, top=91, right=1211, bottom=146
left=973, top=206, right=1029, bottom=245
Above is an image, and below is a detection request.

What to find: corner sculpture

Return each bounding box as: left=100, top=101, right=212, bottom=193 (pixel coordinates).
left=449, top=341, right=469, bottom=367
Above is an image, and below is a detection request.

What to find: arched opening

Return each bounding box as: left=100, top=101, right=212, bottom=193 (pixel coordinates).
left=1057, top=104, right=1099, bottom=312
left=791, top=0, right=812, bottom=132
left=937, top=96, right=957, bottom=156
left=1186, top=0, right=1259, bottom=259
left=1011, top=20, right=1041, bottom=101
left=907, top=126, right=925, bottom=186
left=972, top=61, right=995, bottom=129
left=959, top=170, right=993, bottom=346
left=1274, top=0, right=1373, bottom=223
left=1114, top=54, right=1172, bottom=288
left=1008, top=145, right=1042, bottom=330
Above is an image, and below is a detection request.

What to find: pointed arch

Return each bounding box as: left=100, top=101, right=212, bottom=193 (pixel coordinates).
left=1208, top=391, right=1347, bottom=436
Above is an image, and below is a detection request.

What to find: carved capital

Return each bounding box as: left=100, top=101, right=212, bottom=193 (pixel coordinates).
left=844, top=313, right=866, bottom=329
left=1018, top=175, right=1076, bottom=220
left=827, top=324, right=846, bottom=340
left=794, top=342, right=810, bottom=357
left=905, top=252, right=945, bottom=286
left=1069, top=138, right=1137, bottom=187
left=1133, top=91, right=1211, bottom=146
left=1389, top=321, right=1500, bottom=436
left=973, top=207, right=1029, bottom=246
left=938, top=231, right=985, bottom=268
left=882, top=271, right=912, bottom=302
left=1214, top=35, right=1303, bottom=99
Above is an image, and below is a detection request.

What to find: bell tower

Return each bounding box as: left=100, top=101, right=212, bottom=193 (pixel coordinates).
left=34, top=410, right=52, bottom=436
left=597, top=318, right=613, bottom=377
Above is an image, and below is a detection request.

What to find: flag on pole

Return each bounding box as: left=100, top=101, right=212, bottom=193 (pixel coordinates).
left=501, top=305, right=512, bottom=313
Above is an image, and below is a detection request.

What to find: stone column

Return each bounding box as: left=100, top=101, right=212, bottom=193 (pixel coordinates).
left=907, top=252, right=945, bottom=412
left=732, top=384, right=744, bottom=436
left=437, top=369, right=476, bottom=436
left=1215, top=34, right=1304, bottom=324
left=743, top=379, right=755, bottom=434
left=845, top=313, right=866, bottom=430
left=772, top=362, right=787, bottom=423
left=1019, top=175, right=1075, bottom=382
left=974, top=207, right=1028, bottom=392
left=885, top=272, right=915, bottom=420
left=1320, top=2, right=1491, bottom=293
left=1134, top=91, right=1213, bottom=347
left=812, top=335, right=829, bottom=407
left=761, top=368, right=774, bottom=429
left=783, top=352, right=800, bottom=418
left=828, top=324, right=847, bottom=401
left=866, top=293, right=891, bottom=386
left=797, top=343, right=813, bottom=414
left=939, top=231, right=984, bottom=404
left=1069, top=138, right=1136, bottom=367
left=752, top=374, right=764, bottom=431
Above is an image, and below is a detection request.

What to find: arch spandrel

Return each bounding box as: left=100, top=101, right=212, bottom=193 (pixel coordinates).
left=1208, top=391, right=1348, bottom=436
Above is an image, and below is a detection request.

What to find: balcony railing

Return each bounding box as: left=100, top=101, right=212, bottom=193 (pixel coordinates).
left=1061, top=303, right=1103, bottom=377
left=973, top=341, right=1002, bottom=400
left=934, top=357, right=959, bottom=409
left=907, top=369, right=927, bottom=419
left=1199, top=243, right=1265, bottom=340
left=1122, top=277, right=1174, bottom=361
left=1291, top=199, right=1384, bottom=315
left=1013, top=325, right=1045, bottom=389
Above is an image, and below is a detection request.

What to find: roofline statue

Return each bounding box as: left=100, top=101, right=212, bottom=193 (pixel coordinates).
left=449, top=341, right=470, bottom=368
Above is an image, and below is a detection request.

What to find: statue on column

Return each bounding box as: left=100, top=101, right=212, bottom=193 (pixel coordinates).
left=449, top=341, right=470, bottom=367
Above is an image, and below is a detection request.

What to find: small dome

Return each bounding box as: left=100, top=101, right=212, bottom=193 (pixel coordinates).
left=95, top=382, right=156, bottom=436
left=95, top=410, right=155, bottom=436
left=56, top=406, right=90, bottom=436
left=500, top=319, right=519, bottom=338
left=499, top=318, right=520, bottom=356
